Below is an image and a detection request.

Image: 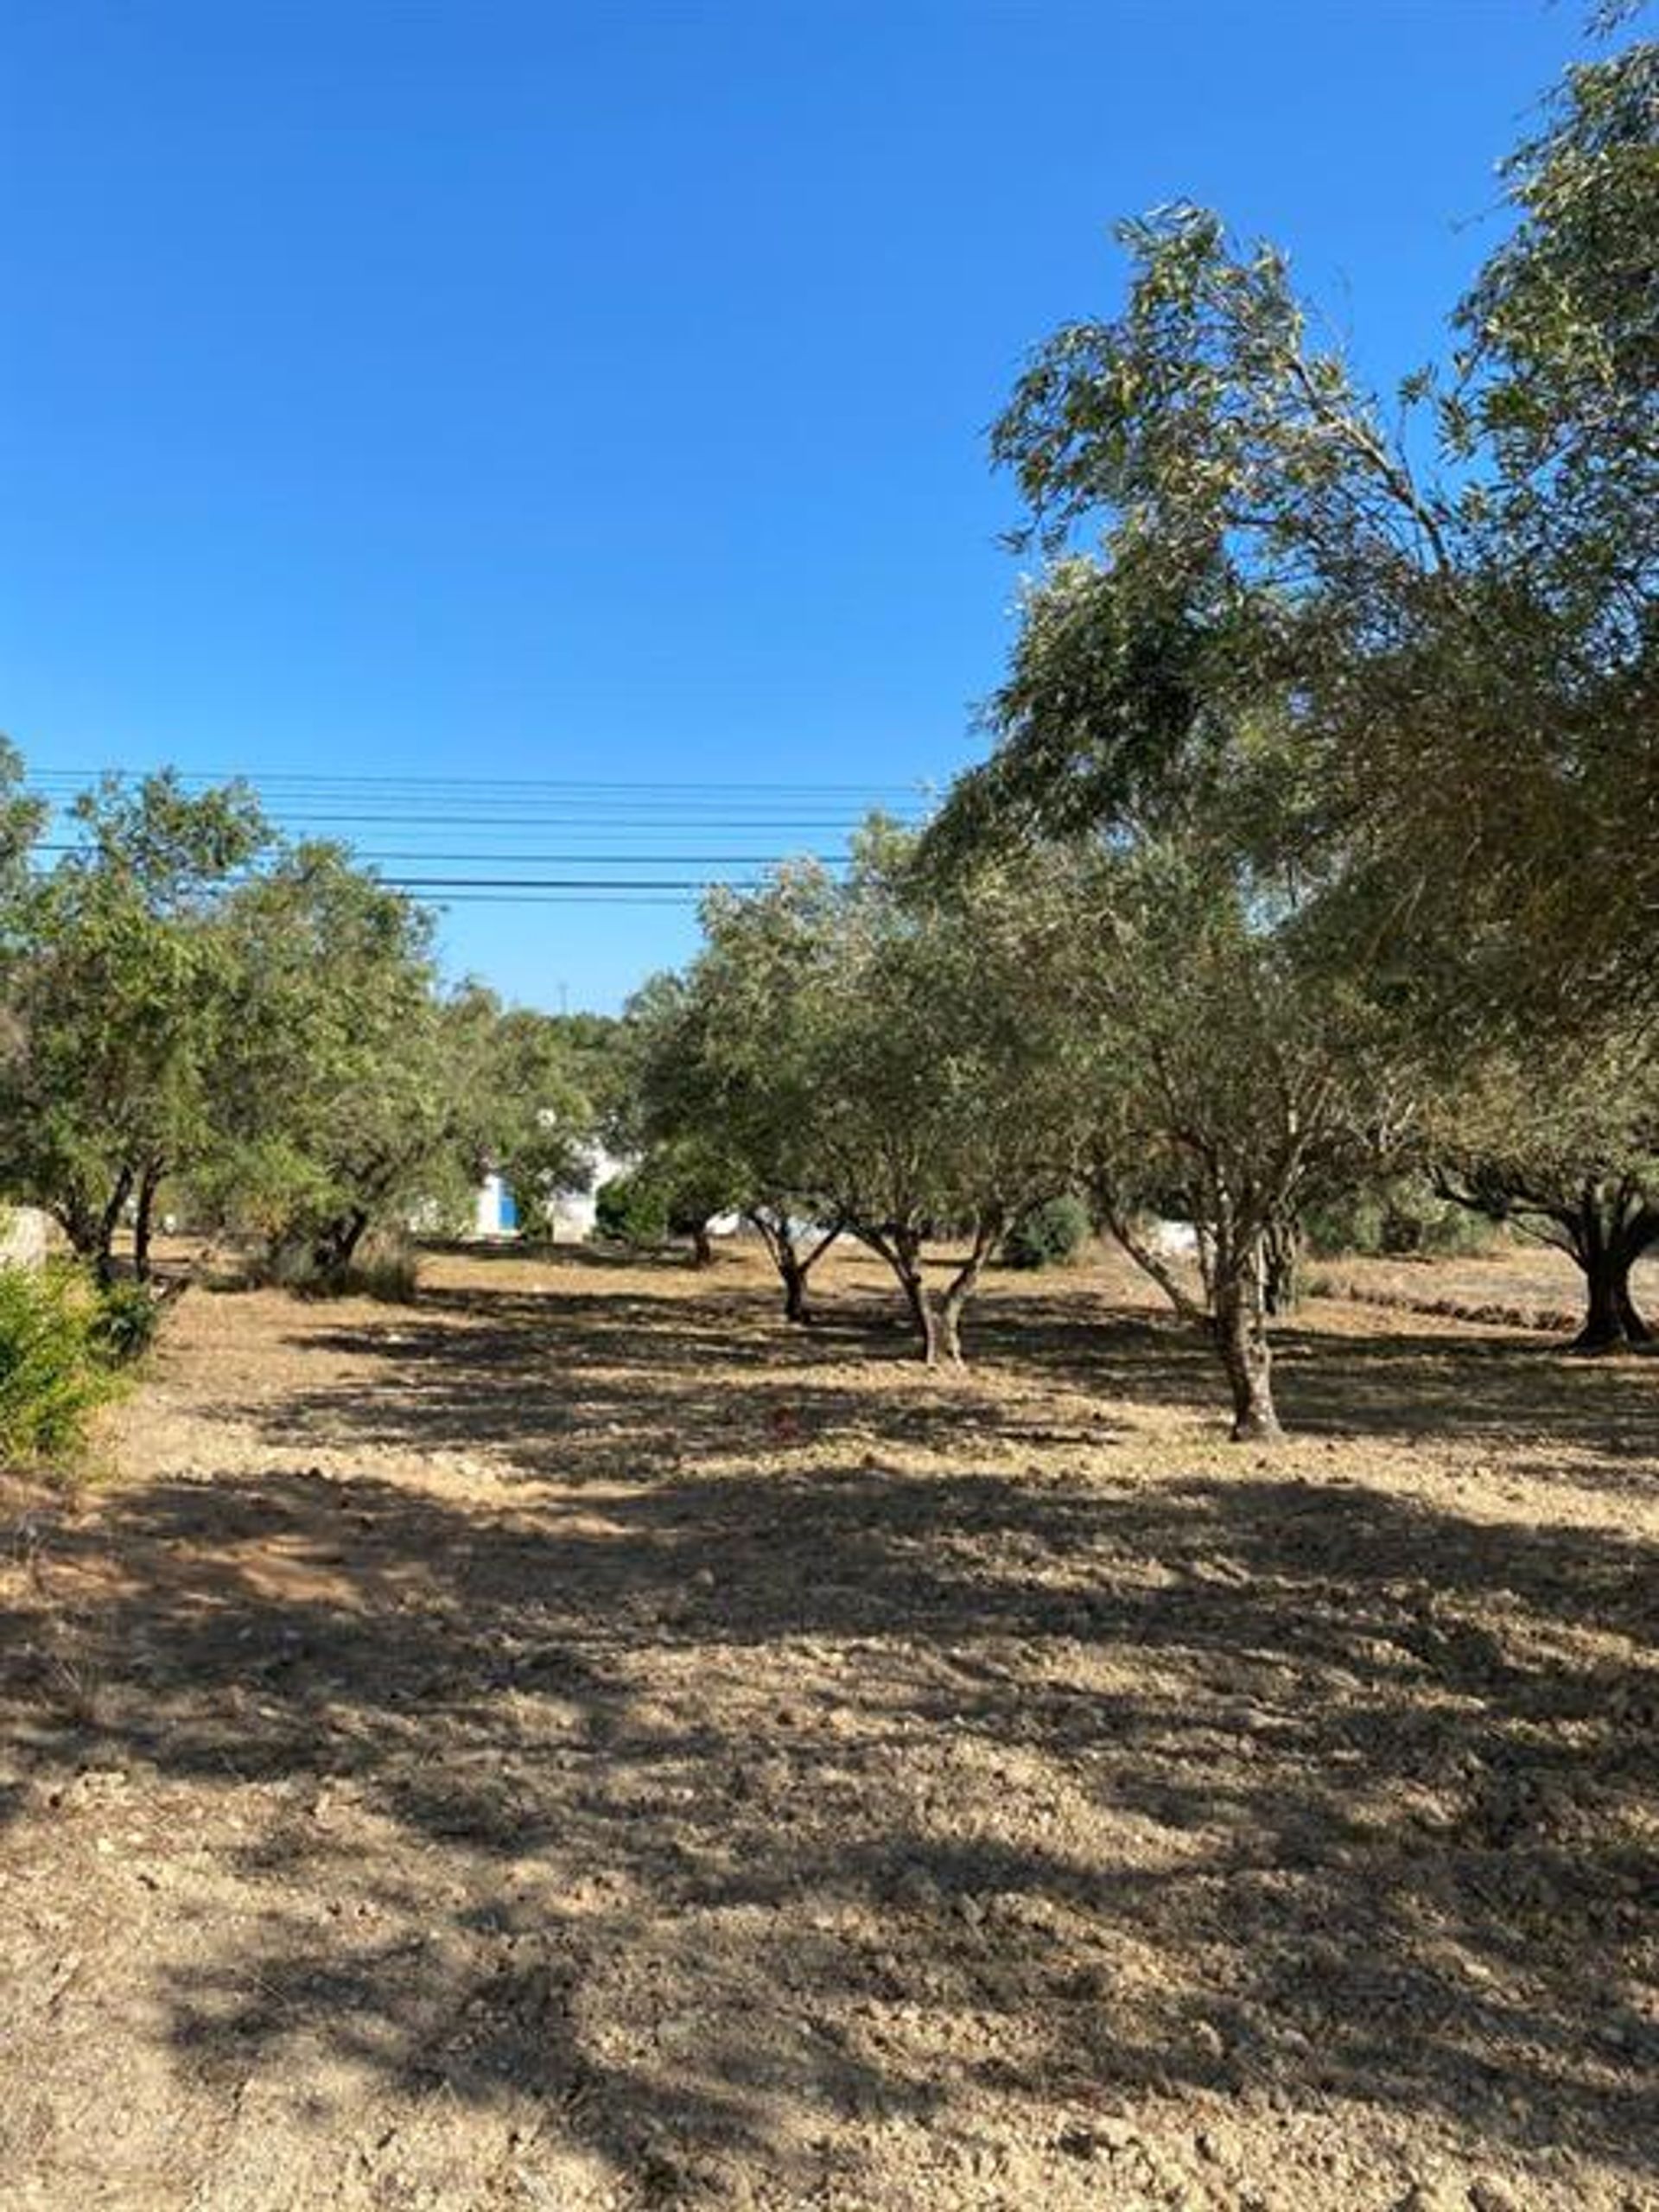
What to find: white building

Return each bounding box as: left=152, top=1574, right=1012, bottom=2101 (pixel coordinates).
left=471, top=1145, right=629, bottom=1243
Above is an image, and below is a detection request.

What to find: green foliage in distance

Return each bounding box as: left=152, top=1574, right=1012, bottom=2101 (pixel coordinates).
left=594, top=1169, right=671, bottom=1249
left=1300, top=1179, right=1498, bottom=1263
left=1001, top=1194, right=1091, bottom=1271
left=0, top=771, right=268, bottom=1282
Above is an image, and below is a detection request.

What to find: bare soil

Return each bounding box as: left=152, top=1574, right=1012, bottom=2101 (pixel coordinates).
left=1310, top=1243, right=1659, bottom=1338
left=2, top=1243, right=1656, bottom=2211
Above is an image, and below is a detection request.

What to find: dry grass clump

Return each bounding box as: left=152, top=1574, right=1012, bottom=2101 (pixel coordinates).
left=242, top=1235, right=422, bottom=1305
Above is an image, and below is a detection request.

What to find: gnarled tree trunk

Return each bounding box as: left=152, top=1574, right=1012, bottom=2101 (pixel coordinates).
left=132, top=1158, right=165, bottom=1283
left=1209, top=1211, right=1282, bottom=1441
left=863, top=1211, right=1007, bottom=1367
left=859, top=1221, right=941, bottom=1362
left=67, top=1164, right=137, bottom=1288
left=1573, top=1236, right=1655, bottom=1351
left=1437, top=1170, right=1658, bottom=1355
left=1214, top=1262, right=1281, bottom=1441
left=1262, top=1214, right=1302, bottom=1317
left=1559, top=1181, right=1657, bottom=1352
left=747, top=1205, right=842, bottom=1324
left=313, top=1206, right=372, bottom=1276
left=894, top=1236, right=938, bottom=1362
left=934, top=1206, right=1007, bottom=1366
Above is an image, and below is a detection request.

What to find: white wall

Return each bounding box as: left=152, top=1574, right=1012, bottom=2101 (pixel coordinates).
left=0, top=1206, right=52, bottom=1268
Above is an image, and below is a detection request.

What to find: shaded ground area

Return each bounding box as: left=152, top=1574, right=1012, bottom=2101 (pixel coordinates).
left=1, top=1243, right=1656, bottom=2210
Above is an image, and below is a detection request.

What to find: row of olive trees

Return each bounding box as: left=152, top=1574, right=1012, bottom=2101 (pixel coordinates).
left=616, top=29, right=1658, bottom=1439
left=620, top=821, right=1086, bottom=1367
left=617, top=816, right=1426, bottom=1440
left=620, top=798, right=1654, bottom=1440
left=0, top=757, right=605, bottom=1285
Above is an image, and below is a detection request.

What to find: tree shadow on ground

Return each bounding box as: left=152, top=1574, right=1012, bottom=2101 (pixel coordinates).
left=3, top=1391, right=1656, bottom=2203
left=963, top=1285, right=1659, bottom=1484
left=244, top=1273, right=1122, bottom=1491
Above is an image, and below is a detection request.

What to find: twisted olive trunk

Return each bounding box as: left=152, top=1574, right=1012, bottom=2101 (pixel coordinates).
left=74, top=1164, right=137, bottom=1289
left=894, top=1236, right=939, bottom=1362
left=866, top=1211, right=1005, bottom=1367
left=132, top=1159, right=165, bottom=1283
left=1566, top=1185, right=1656, bottom=1352
left=748, top=1208, right=842, bottom=1325
left=1437, top=1170, right=1657, bottom=1355
left=1214, top=1259, right=1281, bottom=1441
left=935, top=1208, right=1007, bottom=1366
left=313, top=1207, right=371, bottom=1276
left=1574, top=1245, right=1654, bottom=1351
left=1262, top=1215, right=1302, bottom=1317
left=856, top=1221, right=938, bottom=1361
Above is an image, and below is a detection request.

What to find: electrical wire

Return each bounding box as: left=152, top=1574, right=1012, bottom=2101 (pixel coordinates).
left=25, top=770, right=938, bottom=906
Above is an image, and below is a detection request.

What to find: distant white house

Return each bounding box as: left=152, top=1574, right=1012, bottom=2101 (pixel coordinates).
left=471, top=1144, right=629, bottom=1243
left=1148, top=1218, right=1199, bottom=1257
left=471, top=1172, right=519, bottom=1238
left=470, top=1147, right=745, bottom=1245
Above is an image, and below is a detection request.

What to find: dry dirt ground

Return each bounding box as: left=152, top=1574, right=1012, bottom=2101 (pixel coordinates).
left=1, top=1242, right=1656, bottom=2212
left=1309, top=1246, right=1659, bottom=1338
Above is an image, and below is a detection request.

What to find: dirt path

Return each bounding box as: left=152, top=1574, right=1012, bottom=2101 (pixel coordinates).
left=2, top=1247, right=1656, bottom=2209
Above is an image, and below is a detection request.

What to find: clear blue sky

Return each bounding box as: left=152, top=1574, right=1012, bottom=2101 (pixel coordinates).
left=2, top=0, right=1584, bottom=1011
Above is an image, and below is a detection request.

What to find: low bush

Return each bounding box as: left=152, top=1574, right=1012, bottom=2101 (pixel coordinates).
left=0, top=1263, right=123, bottom=1464
left=330, top=1247, right=421, bottom=1303
left=265, top=1236, right=421, bottom=1304
left=1001, top=1194, right=1092, bottom=1270
left=1304, top=1179, right=1499, bottom=1260
left=595, top=1172, right=670, bottom=1248
left=91, top=1280, right=166, bottom=1363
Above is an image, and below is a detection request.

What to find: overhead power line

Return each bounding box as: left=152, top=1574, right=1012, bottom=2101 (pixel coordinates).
left=26, top=768, right=940, bottom=908
left=378, top=876, right=766, bottom=891
left=146, top=813, right=918, bottom=830
left=29, top=768, right=933, bottom=800
left=34, top=843, right=853, bottom=866
left=415, top=893, right=708, bottom=906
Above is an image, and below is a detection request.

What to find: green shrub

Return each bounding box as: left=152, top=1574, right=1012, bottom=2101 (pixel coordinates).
left=0, top=1263, right=122, bottom=1464
left=1001, top=1194, right=1092, bottom=1270
left=1386, top=1192, right=1498, bottom=1258
left=1303, top=1190, right=1384, bottom=1259
left=1304, top=1179, right=1499, bottom=1260
left=595, top=1172, right=670, bottom=1248
left=91, top=1280, right=165, bottom=1363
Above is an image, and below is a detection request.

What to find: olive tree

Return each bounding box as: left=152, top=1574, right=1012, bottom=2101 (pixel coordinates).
left=951, top=31, right=1656, bottom=1040
left=1430, top=1037, right=1659, bottom=1351
left=0, top=771, right=268, bottom=1281
left=807, top=829, right=1085, bottom=1364
left=625, top=867, right=846, bottom=1319
left=200, top=845, right=465, bottom=1271
left=923, top=30, right=1658, bottom=1427
left=1049, top=839, right=1417, bottom=1439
